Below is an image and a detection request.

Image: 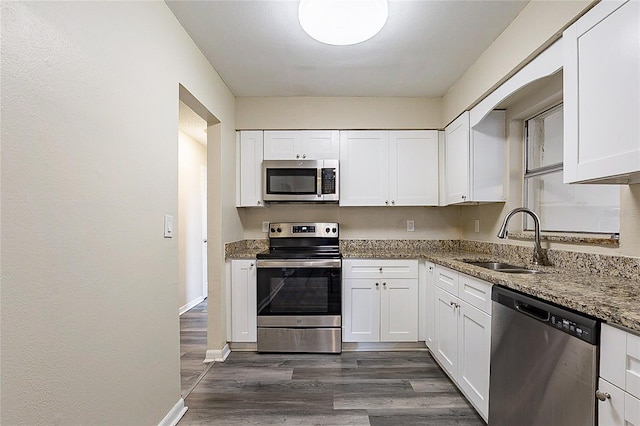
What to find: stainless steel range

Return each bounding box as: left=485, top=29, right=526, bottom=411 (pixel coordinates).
left=256, top=222, right=341, bottom=353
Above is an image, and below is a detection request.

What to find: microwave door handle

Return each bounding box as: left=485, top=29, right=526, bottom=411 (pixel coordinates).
left=317, top=168, right=322, bottom=198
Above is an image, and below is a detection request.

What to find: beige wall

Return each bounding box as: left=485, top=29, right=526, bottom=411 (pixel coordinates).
left=442, top=0, right=595, bottom=126
left=240, top=205, right=462, bottom=240
left=178, top=132, right=207, bottom=311
left=236, top=97, right=443, bottom=130
left=1, top=2, right=238, bottom=425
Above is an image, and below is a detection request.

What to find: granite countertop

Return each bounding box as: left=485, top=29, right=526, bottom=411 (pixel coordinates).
left=226, top=239, right=640, bottom=334
left=344, top=247, right=640, bottom=334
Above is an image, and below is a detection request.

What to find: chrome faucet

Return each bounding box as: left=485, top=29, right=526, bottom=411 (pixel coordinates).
left=497, top=207, right=545, bottom=265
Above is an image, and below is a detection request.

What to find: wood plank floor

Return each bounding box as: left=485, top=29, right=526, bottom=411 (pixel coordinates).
left=179, top=346, right=484, bottom=425
left=180, top=299, right=211, bottom=397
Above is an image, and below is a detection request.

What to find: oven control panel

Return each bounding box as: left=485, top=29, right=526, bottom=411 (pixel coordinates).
left=269, top=222, right=339, bottom=238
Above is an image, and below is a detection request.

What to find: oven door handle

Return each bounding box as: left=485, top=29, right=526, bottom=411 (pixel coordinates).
left=256, top=259, right=342, bottom=268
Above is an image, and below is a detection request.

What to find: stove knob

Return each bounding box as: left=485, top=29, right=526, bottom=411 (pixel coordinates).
left=325, top=227, right=331, bottom=234
left=332, top=227, right=337, bottom=233
left=276, top=227, right=282, bottom=233
left=270, top=228, right=275, bottom=233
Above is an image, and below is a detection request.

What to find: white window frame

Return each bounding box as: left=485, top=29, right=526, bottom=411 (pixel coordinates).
left=523, top=103, right=620, bottom=235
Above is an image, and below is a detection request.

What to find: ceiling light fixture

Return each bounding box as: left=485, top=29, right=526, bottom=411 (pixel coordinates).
left=298, top=0, right=388, bottom=46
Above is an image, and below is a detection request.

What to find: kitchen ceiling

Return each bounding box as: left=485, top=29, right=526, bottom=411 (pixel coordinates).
left=166, top=0, right=529, bottom=98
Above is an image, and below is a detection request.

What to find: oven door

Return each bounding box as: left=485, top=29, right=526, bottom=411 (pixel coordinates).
left=256, top=259, right=341, bottom=321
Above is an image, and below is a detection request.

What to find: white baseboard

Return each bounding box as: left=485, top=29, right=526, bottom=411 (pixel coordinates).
left=179, top=296, right=205, bottom=316
left=158, top=398, right=188, bottom=426
left=204, top=343, right=230, bottom=363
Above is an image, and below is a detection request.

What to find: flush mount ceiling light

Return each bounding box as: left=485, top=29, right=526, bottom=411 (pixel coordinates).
left=298, top=0, right=388, bottom=46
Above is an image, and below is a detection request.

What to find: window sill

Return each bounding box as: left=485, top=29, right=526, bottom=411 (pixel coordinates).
left=507, top=232, right=620, bottom=248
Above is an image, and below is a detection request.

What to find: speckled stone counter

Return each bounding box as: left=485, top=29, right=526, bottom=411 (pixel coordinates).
left=225, top=239, right=268, bottom=259
left=341, top=239, right=640, bottom=334
left=225, top=238, right=640, bottom=333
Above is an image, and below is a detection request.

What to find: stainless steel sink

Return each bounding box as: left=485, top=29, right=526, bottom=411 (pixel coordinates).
left=464, top=261, right=543, bottom=274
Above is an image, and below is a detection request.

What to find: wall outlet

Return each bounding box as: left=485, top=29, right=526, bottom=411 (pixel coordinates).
left=262, top=221, right=270, bottom=233
left=474, top=219, right=480, bottom=233
left=406, top=220, right=415, bottom=232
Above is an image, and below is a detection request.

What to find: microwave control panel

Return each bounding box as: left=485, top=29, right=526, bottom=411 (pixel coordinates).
left=322, top=168, right=336, bottom=194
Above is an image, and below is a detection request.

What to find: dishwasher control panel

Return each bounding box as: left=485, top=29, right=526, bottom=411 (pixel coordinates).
left=550, top=315, right=595, bottom=343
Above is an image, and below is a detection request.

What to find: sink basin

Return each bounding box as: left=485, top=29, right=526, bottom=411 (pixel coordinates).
left=464, top=261, right=543, bottom=274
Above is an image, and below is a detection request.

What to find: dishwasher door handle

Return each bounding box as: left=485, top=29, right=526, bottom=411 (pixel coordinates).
left=515, top=301, right=550, bottom=322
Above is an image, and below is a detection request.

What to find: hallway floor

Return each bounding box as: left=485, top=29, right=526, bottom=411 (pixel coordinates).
left=179, top=347, right=483, bottom=424
left=180, top=299, right=211, bottom=397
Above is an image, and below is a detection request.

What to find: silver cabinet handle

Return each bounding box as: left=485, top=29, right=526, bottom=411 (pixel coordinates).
left=302, top=154, right=306, bottom=159
left=385, top=200, right=389, bottom=205
left=461, top=195, right=467, bottom=200
left=296, top=154, right=300, bottom=159
left=382, top=282, right=387, bottom=287
left=596, top=390, right=611, bottom=401
left=250, top=263, right=254, bottom=268
left=379, top=267, right=383, bottom=272
left=429, top=266, right=434, bottom=271
left=257, top=200, right=262, bottom=205
left=375, top=282, right=379, bottom=288
left=391, top=200, right=395, bottom=205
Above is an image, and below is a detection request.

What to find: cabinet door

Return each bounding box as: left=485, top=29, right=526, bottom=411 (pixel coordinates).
left=598, top=378, right=626, bottom=426
left=264, top=130, right=339, bottom=160
left=343, top=279, right=380, bottom=342
left=457, top=300, right=491, bottom=420
left=425, top=262, right=437, bottom=350
left=564, top=0, right=640, bottom=184
left=389, top=130, right=439, bottom=206
left=299, top=130, right=339, bottom=159
left=237, top=131, right=264, bottom=207
left=626, top=391, right=640, bottom=426
left=263, top=131, right=300, bottom=160
left=230, top=260, right=257, bottom=342
left=434, top=287, right=458, bottom=378
left=339, top=131, right=390, bottom=206
left=380, top=278, right=418, bottom=342
left=444, top=112, right=470, bottom=205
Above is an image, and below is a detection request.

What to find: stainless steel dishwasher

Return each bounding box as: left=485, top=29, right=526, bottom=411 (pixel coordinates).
left=489, top=286, right=599, bottom=425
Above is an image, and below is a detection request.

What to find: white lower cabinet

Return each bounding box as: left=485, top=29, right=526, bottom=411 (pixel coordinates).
left=229, top=259, right=257, bottom=342
left=431, top=265, right=492, bottom=421
left=343, top=259, right=419, bottom=342
left=598, top=323, right=640, bottom=425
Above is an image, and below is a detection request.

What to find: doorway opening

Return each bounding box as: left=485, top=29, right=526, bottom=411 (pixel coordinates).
left=177, top=85, right=219, bottom=397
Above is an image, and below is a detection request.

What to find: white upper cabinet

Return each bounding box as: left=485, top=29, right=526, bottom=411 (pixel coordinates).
left=443, top=111, right=506, bottom=205
left=389, top=131, right=439, bottom=206
left=563, top=0, right=640, bottom=184
left=236, top=131, right=264, bottom=207
left=340, top=130, right=439, bottom=206
left=263, top=130, right=339, bottom=160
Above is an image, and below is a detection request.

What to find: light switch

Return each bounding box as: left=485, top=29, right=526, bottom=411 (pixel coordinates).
left=164, top=215, right=174, bottom=238
left=262, top=221, right=270, bottom=233
left=406, top=220, right=415, bottom=232
left=474, top=219, right=480, bottom=233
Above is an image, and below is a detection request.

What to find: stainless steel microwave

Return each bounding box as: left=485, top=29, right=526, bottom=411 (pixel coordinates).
left=263, top=160, right=339, bottom=202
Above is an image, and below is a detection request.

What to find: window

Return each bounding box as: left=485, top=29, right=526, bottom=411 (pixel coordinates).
left=524, top=104, right=620, bottom=234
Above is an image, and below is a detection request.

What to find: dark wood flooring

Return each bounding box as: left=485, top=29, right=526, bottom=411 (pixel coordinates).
left=178, top=323, right=485, bottom=426
left=180, top=299, right=212, bottom=397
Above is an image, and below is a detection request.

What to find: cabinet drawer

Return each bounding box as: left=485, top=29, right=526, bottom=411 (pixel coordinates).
left=601, top=323, right=640, bottom=399
left=458, top=273, right=492, bottom=315
left=342, top=259, right=418, bottom=279
left=435, top=265, right=459, bottom=295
